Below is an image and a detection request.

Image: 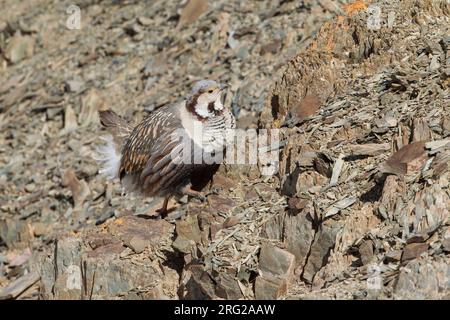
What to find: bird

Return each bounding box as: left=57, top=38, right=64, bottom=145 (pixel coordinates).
left=96, top=79, right=236, bottom=217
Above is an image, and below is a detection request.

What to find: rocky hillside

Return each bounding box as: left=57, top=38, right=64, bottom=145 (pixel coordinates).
left=0, top=0, right=449, bottom=300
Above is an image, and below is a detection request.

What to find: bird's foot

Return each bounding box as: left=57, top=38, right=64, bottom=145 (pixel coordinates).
left=155, top=196, right=171, bottom=218
left=181, top=185, right=206, bottom=202
left=155, top=207, right=168, bottom=218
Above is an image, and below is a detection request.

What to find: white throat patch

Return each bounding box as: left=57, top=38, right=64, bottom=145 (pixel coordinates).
left=195, top=101, right=213, bottom=118
left=214, top=100, right=224, bottom=111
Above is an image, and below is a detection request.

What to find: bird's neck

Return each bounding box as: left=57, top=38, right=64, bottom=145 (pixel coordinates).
left=186, top=96, right=224, bottom=121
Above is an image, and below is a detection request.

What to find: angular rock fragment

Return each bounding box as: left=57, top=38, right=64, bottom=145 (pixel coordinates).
left=4, top=34, right=34, bottom=64
left=61, top=169, right=90, bottom=209
left=0, top=271, right=39, bottom=300
left=255, top=243, right=295, bottom=299
left=302, top=221, right=341, bottom=284
left=38, top=217, right=177, bottom=299
left=401, top=243, right=429, bottom=263
left=380, top=141, right=428, bottom=176
left=177, top=0, right=209, bottom=28
left=63, top=105, right=78, bottom=132
left=347, top=143, right=390, bottom=157
left=394, top=256, right=449, bottom=299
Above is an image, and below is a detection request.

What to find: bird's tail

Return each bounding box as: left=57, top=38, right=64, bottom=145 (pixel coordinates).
left=94, top=109, right=132, bottom=179
left=99, top=109, right=132, bottom=143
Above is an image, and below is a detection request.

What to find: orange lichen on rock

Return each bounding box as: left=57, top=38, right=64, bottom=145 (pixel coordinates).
left=114, top=218, right=124, bottom=226
left=343, top=0, right=368, bottom=16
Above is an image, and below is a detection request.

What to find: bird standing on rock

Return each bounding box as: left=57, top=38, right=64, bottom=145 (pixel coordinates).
left=96, top=80, right=236, bottom=217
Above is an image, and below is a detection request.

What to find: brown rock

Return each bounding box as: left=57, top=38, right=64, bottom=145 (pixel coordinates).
left=223, top=214, right=243, bottom=229
left=61, top=169, right=90, bottom=209
left=108, top=216, right=173, bottom=249
left=177, top=0, right=209, bottom=28
left=255, top=243, right=296, bottom=299
left=175, top=215, right=202, bottom=244
left=137, top=16, right=152, bottom=26
left=287, top=197, right=308, bottom=213
left=380, top=141, right=428, bottom=176
left=180, top=264, right=216, bottom=299
left=128, top=236, right=150, bottom=254
left=302, top=221, right=341, bottom=283
left=207, top=195, right=235, bottom=213
left=283, top=211, right=314, bottom=267
left=38, top=218, right=177, bottom=299
left=215, top=272, right=244, bottom=300
left=32, top=222, right=50, bottom=237
left=359, top=240, right=374, bottom=265
left=0, top=271, right=40, bottom=300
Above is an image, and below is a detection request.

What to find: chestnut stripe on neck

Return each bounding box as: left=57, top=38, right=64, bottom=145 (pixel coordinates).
left=186, top=93, right=207, bottom=121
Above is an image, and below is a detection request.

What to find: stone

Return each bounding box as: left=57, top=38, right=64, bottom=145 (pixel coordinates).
left=347, top=143, right=390, bottom=157
left=283, top=212, right=314, bottom=268
left=137, top=16, right=152, bottom=26
left=65, top=79, right=85, bottom=93
left=61, top=169, right=90, bottom=209
left=174, top=214, right=203, bottom=251
left=0, top=218, right=33, bottom=249
left=108, top=216, right=173, bottom=249
left=385, top=250, right=402, bottom=263
left=260, top=39, right=282, bottom=55
left=302, top=221, right=341, bottom=283
left=128, top=236, right=149, bottom=254
left=0, top=271, right=40, bottom=299
left=359, top=240, right=374, bottom=265
left=4, top=34, right=34, bottom=64
left=255, top=243, right=296, bottom=299
left=38, top=217, right=178, bottom=299
left=442, top=238, right=450, bottom=252
left=401, top=243, right=429, bottom=262
left=207, top=195, right=235, bottom=213
left=180, top=264, right=216, bottom=299
left=412, top=118, right=432, bottom=142
left=24, top=183, right=36, bottom=193
left=380, top=141, right=428, bottom=176
left=394, top=256, right=449, bottom=299
left=177, top=0, right=209, bottom=28
left=215, top=272, right=244, bottom=300
left=63, top=105, right=78, bottom=132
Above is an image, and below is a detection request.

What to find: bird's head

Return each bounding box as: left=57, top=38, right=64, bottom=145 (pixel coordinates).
left=186, top=80, right=228, bottom=120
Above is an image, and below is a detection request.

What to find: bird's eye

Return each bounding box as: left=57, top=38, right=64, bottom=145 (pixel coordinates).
left=208, top=90, right=213, bottom=93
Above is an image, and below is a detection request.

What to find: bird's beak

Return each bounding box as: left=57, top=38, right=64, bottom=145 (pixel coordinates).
left=219, top=83, right=228, bottom=91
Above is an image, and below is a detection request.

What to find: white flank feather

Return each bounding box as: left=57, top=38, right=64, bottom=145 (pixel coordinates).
left=94, top=135, right=121, bottom=180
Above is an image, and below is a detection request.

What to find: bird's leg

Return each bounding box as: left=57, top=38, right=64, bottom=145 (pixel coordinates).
left=156, top=196, right=170, bottom=218
left=181, top=184, right=206, bottom=201
left=208, top=176, right=220, bottom=195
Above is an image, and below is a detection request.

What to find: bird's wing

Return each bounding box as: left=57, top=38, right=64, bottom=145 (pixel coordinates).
left=119, top=105, right=188, bottom=193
